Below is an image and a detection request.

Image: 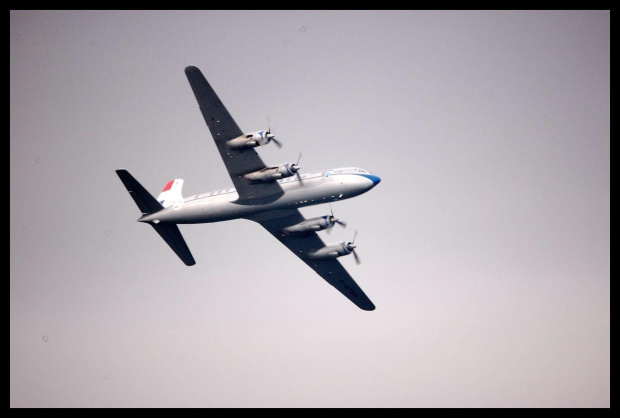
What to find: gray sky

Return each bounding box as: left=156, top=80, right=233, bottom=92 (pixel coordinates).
left=10, top=10, right=609, bottom=407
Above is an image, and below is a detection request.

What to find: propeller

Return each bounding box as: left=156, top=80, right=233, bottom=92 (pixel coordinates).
left=346, top=230, right=361, bottom=265
left=326, top=204, right=347, bottom=234
left=267, top=117, right=283, bottom=149
left=291, top=153, right=303, bottom=186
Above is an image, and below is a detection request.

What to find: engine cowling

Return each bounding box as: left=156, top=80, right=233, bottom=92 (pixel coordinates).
left=308, top=231, right=360, bottom=264
left=244, top=162, right=300, bottom=183
left=308, top=241, right=355, bottom=259
left=283, top=216, right=332, bottom=234
left=227, top=130, right=275, bottom=149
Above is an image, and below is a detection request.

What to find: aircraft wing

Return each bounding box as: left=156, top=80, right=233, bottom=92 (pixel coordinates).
left=247, top=209, right=375, bottom=311
left=185, top=66, right=284, bottom=202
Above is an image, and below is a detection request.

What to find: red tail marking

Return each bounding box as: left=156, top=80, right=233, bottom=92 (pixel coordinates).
left=162, top=180, right=174, bottom=192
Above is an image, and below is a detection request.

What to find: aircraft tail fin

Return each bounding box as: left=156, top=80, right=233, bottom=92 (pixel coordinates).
left=156, top=179, right=185, bottom=209
left=116, top=169, right=196, bottom=266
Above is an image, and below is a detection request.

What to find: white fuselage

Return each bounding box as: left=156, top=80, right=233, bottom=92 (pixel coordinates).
left=140, top=168, right=380, bottom=224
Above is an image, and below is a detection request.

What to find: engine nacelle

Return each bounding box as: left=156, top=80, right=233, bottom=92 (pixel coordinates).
left=227, top=130, right=274, bottom=149
left=283, top=216, right=332, bottom=234
left=308, top=231, right=359, bottom=264
left=308, top=242, right=353, bottom=259
left=244, top=162, right=298, bottom=183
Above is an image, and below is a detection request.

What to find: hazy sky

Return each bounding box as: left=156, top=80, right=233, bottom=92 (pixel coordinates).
left=10, top=10, right=609, bottom=407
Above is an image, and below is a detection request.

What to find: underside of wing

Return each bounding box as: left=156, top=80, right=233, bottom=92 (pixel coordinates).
left=185, top=66, right=283, bottom=203
left=246, top=210, right=375, bottom=311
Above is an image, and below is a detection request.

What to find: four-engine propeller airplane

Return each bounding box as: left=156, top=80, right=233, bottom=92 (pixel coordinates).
left=116, top=66, right=381, bottom=310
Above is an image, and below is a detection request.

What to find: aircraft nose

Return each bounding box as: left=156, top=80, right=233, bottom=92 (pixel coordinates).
left=366, top=174, right=381, bottom=186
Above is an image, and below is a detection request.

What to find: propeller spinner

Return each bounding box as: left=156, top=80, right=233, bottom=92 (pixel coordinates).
left=326, top=204, right=347, bottom=234
left=346, top=230, right=361, bottom=265
left=267, top=117, right=283, bottom=148
left=291, top=153, right=303, bottom=185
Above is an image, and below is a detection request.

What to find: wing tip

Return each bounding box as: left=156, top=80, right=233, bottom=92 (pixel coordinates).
left=185, top=65, right=200, bottom=75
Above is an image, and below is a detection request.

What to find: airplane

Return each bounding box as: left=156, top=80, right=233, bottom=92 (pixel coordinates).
left=116, top=66, right=381, bottom=311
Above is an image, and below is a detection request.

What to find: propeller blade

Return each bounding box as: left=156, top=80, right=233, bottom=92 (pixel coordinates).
left=329, top=204, right=346, bottom=227
left=293, top=152, right=303, bottom=185
left=352, top=249, right=361, bottom=265
left=266, top=117, right=282, bottom=148
left=352, top=230, right=358, bottom=244
left=271, top=137, right=283, bottom=149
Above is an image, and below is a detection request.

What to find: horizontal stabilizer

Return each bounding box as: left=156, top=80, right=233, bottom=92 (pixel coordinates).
left=116, top=169, right=163, bottom=214
left=149, top=223, right=196, bottom=266
left=116, top=169, right=195, bottom=266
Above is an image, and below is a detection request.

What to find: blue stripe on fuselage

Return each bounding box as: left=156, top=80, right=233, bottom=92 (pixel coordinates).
left=354, top=173, right=381, bottom=185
